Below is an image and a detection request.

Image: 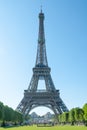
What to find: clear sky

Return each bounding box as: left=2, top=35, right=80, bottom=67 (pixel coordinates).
left=0, top=0, right=87, bottom=116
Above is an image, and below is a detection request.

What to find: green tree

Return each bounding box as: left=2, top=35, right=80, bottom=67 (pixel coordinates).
left=58, top=112, right=69, bottom=124
left=14, top=111, right=23, bottom=123
left=0, top=102, right=4, bottom=120
left=65, top=112, right=69, bottom=123
left=0, top=101, right=23, bottom=124
left=58, top=114, right=62, bottom=123
left=83, top=103, right=87, bottom=126
left=83, top=103, right=87, bottom=121
left=3, top=105, right=11, bottom=121
left=74, top=107, right=84, bottom=123
left=69, top=108, right=75, bottom=125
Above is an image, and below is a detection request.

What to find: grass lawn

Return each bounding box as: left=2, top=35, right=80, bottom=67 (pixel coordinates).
left=0, top=125, right=87, bottom=130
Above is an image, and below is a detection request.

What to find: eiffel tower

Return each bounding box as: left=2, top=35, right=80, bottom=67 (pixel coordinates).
left=16, top=9, right=68, bottom=116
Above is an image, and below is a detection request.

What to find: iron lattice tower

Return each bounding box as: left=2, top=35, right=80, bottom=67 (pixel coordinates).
left=16, top=10, right=68, bottom=116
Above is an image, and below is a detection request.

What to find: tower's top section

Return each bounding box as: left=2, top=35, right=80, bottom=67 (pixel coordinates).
left=35, top=10, right=48, bottom=67
left=38, top=9, right=45, bottom=44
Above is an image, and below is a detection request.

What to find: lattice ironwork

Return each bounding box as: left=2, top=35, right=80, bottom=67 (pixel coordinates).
left=16, top=10, right=68, bottom=116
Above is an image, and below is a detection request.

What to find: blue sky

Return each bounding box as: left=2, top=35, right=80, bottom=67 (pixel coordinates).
left=0, top=0, right=87, bottom=115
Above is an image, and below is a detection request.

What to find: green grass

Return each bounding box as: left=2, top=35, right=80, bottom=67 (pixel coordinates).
left=0, top=125, right=87, bottom=130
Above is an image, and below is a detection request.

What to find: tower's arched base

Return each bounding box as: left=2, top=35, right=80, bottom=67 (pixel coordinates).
left=16, top=90, right=68, bottom=116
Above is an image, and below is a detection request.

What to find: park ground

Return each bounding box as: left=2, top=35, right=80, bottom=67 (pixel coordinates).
left=0, top=125, right=87, bottom=130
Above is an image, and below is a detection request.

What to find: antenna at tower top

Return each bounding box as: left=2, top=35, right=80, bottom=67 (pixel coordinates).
left=40, top=5, right=42, bottom=13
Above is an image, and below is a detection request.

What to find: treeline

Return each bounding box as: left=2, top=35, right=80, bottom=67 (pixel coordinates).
left=0, top=101, right=23, bottom=126
left=58, top=103, right=87, bottom=126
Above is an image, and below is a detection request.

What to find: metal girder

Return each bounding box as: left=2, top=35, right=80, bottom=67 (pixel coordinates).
left=16, top=10, right=68, bottom=116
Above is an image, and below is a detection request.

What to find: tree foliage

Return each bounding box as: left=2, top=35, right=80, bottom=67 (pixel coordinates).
left=0, top=101, right=23, bottom=124
left=74, top=107, right=84, bottom=122
left=0, top=102, right=4, bottom=120
left=69, top=108, right=75, bottom=124
left=58, top=103, right=87, bottom=125
left=83, top=103, right=87, bottom=121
